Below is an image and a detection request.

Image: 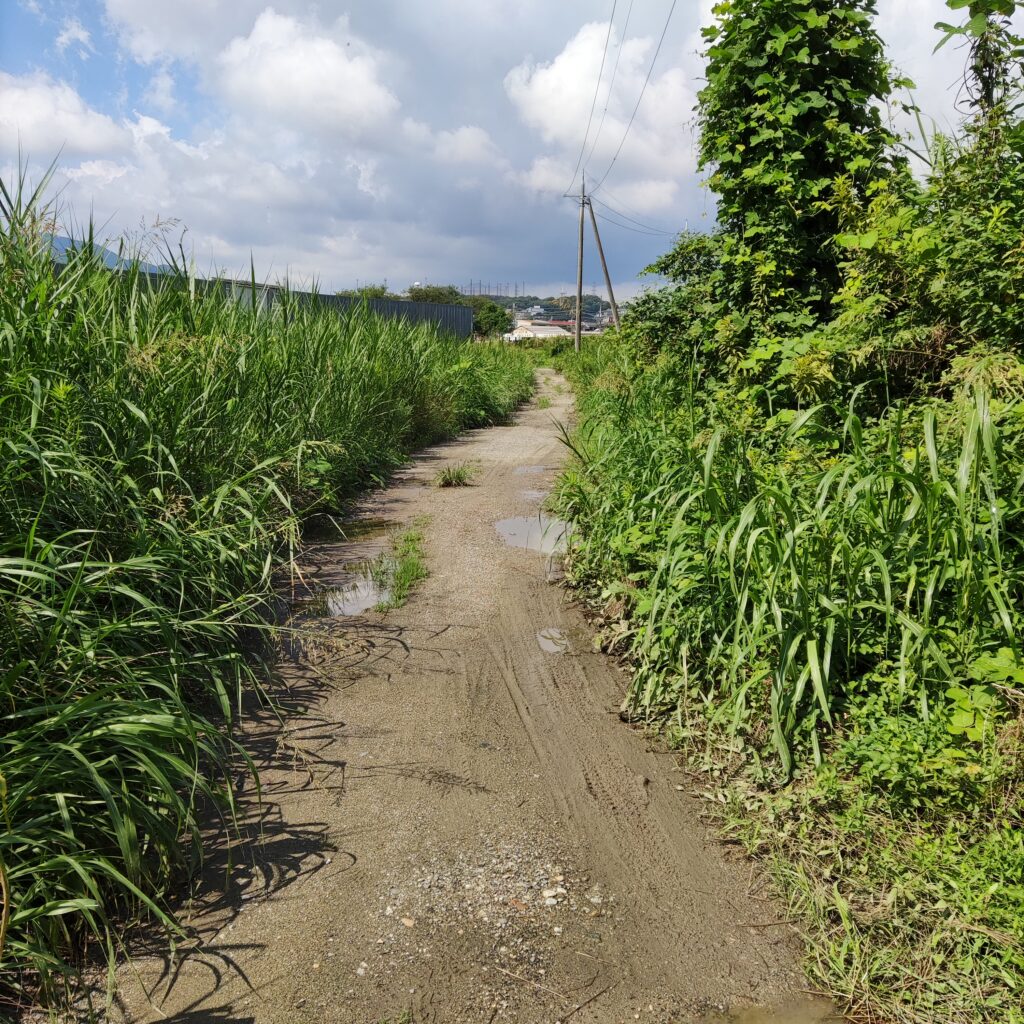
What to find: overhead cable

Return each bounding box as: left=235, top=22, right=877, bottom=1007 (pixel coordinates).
left=566, top=0, right=618, bottom=196
left=590, top=0, right=678, bottom=195
left=590, top=195, right=676, bottom=235
left=582, top=0, right=636, bottom=172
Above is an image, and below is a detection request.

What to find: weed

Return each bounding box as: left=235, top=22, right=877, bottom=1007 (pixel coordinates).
left=434, top=463, right=475, bottom=487
left=372, top=527, right=428, bottom=610
left=536, top=396, right=553, bottom=410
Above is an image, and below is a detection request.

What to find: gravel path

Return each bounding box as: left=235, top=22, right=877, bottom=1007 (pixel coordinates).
left=113, top=371, right=831, bottom=1024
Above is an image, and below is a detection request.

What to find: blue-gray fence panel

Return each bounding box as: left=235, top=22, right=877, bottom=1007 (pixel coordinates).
left=114, top=270, right=474, bottom=338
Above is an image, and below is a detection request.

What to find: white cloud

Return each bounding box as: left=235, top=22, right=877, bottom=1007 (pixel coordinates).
left=64, top=159, right=130, bottom=186
left=346, top=157, right=388, bottom=200
left=433, top=126, right=501, bottom=164
left=505, top=22, right=697, bottom=209
left=0, top=72, right=130, bottom=158
left=143, top=69, right=177, bottom=114
left=602, top=178, right=679, bottom=214
left=517, top=155, right=573, bottom=194
left=102, top=0, right=265, bottom=63
left=214, top=11, right=399, bottom=137
left=505, top=22, right=613, bottom=146
left=55, top=17, right=93, bottom=57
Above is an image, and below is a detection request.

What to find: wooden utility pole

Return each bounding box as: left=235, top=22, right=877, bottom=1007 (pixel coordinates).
left=574, top=175, right=585, bottom=353
left=586, top=199, right=620, bottom=329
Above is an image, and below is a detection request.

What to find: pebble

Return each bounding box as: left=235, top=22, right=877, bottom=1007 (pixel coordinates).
left=401, top=917, right=416, bottom=928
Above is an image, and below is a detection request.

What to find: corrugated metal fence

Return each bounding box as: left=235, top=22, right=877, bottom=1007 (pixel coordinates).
left=133, top=272, right=474, bottom=339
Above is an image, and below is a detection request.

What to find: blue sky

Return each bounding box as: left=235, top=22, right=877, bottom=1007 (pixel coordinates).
left=0, top=1, right=980, bottom=296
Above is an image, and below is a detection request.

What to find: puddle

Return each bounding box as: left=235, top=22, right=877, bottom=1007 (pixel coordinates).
left=519, top=489, right=547, bottom=502
left=700, top=999, right=836, bottom=1023
left=512, top=465, right=551, bottom=476
left=292, top=567, right=390, bottom=617
left=495, top=514, right=570, bottom=555
left=536, top=627, right=569, bottom=654
left=302, top=515, right=397, bottom=544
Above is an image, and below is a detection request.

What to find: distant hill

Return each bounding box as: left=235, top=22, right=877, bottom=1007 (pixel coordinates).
left=49, top=235, right=171, bottom=275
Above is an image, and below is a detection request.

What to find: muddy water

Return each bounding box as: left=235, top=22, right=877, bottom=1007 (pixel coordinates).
left=311, top=573, right=390, bottom=616
left=536, top=627, right=569, bottom=654
left=289, top=568, right=390, bottom=618
left=701, top=999, right=837, bottom=1023
left=289, top=516, right=394, bottom=617
left=495, top=514, right=570, bottom=554
left=301, top=515, right=399, bottom=544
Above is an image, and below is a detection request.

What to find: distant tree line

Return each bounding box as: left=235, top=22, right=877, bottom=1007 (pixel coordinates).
left=335, top=282, right=614, bottom=334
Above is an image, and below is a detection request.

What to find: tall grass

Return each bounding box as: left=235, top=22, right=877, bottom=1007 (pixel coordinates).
left=0, top=173, right=533, bottom=1006
left=558, top=350, right=1022, bottom=773
left=554, top=342, right=1024, bottom=1021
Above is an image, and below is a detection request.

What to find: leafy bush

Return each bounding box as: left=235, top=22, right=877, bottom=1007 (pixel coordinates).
left=553, top=1, right=1024, bottom=1018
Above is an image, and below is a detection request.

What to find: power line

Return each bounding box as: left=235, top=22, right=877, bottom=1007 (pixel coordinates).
left=596, top=183, right=676, bottom=230
left=583, top=0, right=635, bottom=171
left=590, top=0, right=678, bottom=195
left=566, top=0, right=617, bottom=196
left=593, top=209, right=668, bottom=236
left=590, top=195, right=676, bottom=235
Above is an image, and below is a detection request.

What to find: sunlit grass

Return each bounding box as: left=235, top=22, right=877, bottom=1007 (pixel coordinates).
left=434, top=462, right=475, bottom=487
left=372, top=525, right=428, bottom=610
left=0, top=168, right=533, bottom=1007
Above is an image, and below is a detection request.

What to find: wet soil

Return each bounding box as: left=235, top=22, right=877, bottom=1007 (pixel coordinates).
left=111, top=371, right=833, bottom=1024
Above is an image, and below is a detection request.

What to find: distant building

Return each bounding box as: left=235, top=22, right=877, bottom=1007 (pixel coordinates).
left=504, top=322, right=572, bottom=341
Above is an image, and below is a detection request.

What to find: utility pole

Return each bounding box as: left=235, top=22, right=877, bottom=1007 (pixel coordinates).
left=574, top=174, right=585, bottom=353
left=586, top=198, right=620, bottom=328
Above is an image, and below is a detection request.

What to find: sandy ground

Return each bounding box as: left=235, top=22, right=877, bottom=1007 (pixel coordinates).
left=111, top=371, right=833, bottom=1024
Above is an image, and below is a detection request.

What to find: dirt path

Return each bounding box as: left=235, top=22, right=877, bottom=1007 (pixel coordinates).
left=114, top=371, right=830, bottom=1024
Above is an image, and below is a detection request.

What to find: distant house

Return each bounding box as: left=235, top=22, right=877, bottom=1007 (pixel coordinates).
left=504, top=323, right=572, bottom=341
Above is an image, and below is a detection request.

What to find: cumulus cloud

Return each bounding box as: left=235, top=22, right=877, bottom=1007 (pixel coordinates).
left=102, top=0, right=265, bottom=63
left=433, top=126, right=502, bottom=165
left=601, top=178, right=679, bottom=215
left=346, top=157, right=388, bottom=200
left=516, top=155, right=574, bottom=194
left=214, top=10, right=399, bottom=137
left=505, top=22, right=614, bottom=145
left=0, top=72, right=129, bottom=158
left=505, top=21, right=697, bottom=208
left=6, top=0, right=983, bottom=299
left=55, top=17, right=93, bottom=57
left=63, top=159, right=130, bottom=187
left=143, top=69, right=177, bottom=114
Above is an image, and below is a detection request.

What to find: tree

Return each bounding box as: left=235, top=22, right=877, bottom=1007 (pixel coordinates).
left=465, top=295, right=513, bottom=335
left=336, top=283, right=393, bottom=299
left=407, top=284, right=463, bottom=304
left=698, top=0, right=901, bottom=320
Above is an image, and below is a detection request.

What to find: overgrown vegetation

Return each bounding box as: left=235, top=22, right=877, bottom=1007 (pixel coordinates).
left=434, top=462, right=476, bottom=487
left=372, top=526, right=429, bottom=610
left=0, top=173, right=533, bottom=1011
left=406, top=284, right=513, bottom=337
left=554, top=2, right=1024, bottom=1020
